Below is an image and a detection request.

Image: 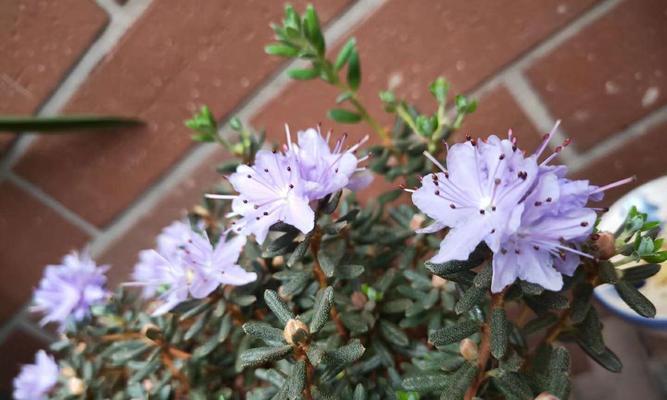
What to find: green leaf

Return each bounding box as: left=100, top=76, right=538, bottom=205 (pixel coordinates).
left=576, top=341, right=623, bottom=373
left=242, top=321, right=285, bottom=344
left=287, top=236, right=310, bottom=267
left=264, top=290, right=295, bottom=325
left=265, top=43, right=299, bottom=57
left=490, top=308, right=509, bottom=359
left=328, top=108, right=362, bottom=123
left=425, top=243, right=487, bottom=276
left=621, top=263, right=661, bottom=282
left=347, top=47, right=361, bottom=91
left=239, top=345, right=293, bottom=368
left=287, top=67, right=320, bottom=80
left=615, top=281, right=656, bottom=318
left=309, top=287, right=334, bottom=333
left=569, top=283, right=593, bottom=324
left=379, top=320, right=409, bottom=347
left=396, top=390, right=421, bottom=400
left=402, top=373, right=449, bottom=392
left=353, top=384, right=367, bottom=400
left=317, top=250, right=337, bottom=278
left=429, top=77, right=449, bottom=104
left=454, top=285, right=485, bottom=315
left=0, top=115, right=142, bottom=133
left=303, top=5, right=325, bottom=55
left=576, top=308, right=605, bottom=354
left=286, top=361, right=306, bottom=399
left=441, top=362, right=478, bottom=400
left=491, top=370, right=533, bottom=400
left=324, top=339, right=366, bottom=366
left=428, top=320, right=481, bottom=347
left=335, top=38, right=357, bottom=71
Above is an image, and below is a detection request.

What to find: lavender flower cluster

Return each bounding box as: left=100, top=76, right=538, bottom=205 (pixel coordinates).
left=208, top=126, right=372, bottom=243
left=410, top=123, right=631, bottom=292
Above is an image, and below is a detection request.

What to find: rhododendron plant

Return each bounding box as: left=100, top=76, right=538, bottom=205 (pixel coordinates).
left=20, top=5, right=663, bottom=400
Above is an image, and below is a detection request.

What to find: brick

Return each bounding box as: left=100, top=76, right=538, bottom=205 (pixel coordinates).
left=573, top=120, right=667, bottom=205
left=13, top=0, right=351, bottom=228
left=0, top=0, right=108, bottom=115
left=253, top=0, right=598, bottom=146
left=0, top=133, right=15, bottom=156
left=99, top=151, right=226, bottom=285
left=527, top=0, right=667, bottom=151
left=454, top=85, right=542, bottom=149
left=0, top=182, right=89, bottom=323
left=0, top=328, right=50, bottom=395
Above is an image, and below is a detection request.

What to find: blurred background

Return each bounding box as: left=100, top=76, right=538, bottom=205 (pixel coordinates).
left=1, top=0, right=666, bottom=398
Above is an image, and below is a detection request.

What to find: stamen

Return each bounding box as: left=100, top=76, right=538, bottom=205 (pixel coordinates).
left=590, top=176, right=636, bottom=194
left=534, top=120, right=561, bottom=158
left=205, top=194, right=237, bottom=200
left=423, top=151, right=447, bottom=173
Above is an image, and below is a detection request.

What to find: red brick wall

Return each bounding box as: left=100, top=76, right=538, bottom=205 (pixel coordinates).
left=1, top=0, right=666, bottom=394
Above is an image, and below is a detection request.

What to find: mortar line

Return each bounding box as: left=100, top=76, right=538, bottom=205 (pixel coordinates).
left=569, top=105, right=667, bottom=173
left=504, top=71, right=579, bottom=165
left=6, top=173, right=102, bottom=237
left=0, top=0, right=154, bottom=175
left=467, top=0, right=621, bottom=101
left=87, top=0, right=387, bottom=258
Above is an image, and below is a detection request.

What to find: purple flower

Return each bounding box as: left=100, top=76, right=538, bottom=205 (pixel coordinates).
left=13, top=350, right=59, bottom=400
left=32, top=250, right=109, bottom=330
left=411, top=122, right=633, bottom=292
left=209, top=125, right=370, bottom=243
left=287, top=126, right=371, bottom=200
left=132, top=220, right=192, bottom=298
left=128, top=225, right=255, bottom=315
left=411, top=134, right=539, bottom=263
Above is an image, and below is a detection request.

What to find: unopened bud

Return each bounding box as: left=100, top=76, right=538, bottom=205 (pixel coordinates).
left=410, top=214, right=426, bottom=231
left=459, top=338, right=478, bottom=361
left=142, top=379, right=154, bottom=392
left=273, top=255, right=285, bottom=267
left=68, top=377, right=85, bottom=395
left=534, top=392, right=560, bottom=400
left=351, top=291, right=368, bottom=309
left=387, top=155, right=399, bottom=167
left=61, top=367, right=75, bottom=378
left=283, top=319, right=309, bottom=345
left=142, top=324, right=161, bottom=341
left=591, top=231, right=616, bottom=260
left=75, top=342, right=86, bottom=353
left=432, top=275, right=447, bottom=289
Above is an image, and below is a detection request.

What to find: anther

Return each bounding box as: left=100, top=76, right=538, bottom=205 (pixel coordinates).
left=289, top=184, right=294, bottom=189
left=501, top=248, right=508, bottom=254
left=545, top=197, right=552, bottom=202
left=580, top=221, right=589, bottom=227
left=479, top=209, right=485, bottom=215
left=534, top=201, right=542, bottom=206
left=450, top=204, right=456, bottom=209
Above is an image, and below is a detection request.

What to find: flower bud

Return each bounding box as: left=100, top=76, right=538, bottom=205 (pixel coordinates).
left=142, top=323, right=162, bottom=341
left=61, top=366, right=76, bottom=378
left=410, top=214, right=426, bottom=231
left=68, top=377, right=85, bottom=395
left=283, top=318, right=309, bottom=345
left=459, top=338, right=478, bottom=361
left=351, top=291, right=368, bottom=309
left=534, top=392, right=560, bottom=400
left=273, top=255, right=285, bottom=267
left=591, top=231, right=616, bottom=260
left=432, top=275, right=447, bottom=289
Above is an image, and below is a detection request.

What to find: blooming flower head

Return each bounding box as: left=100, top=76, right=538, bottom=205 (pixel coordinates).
left=132, top=220, right=192, bottom=298
left=209, top=125, right=370, bottom=243
left=13, top=350, right=59, bottom=400
left=411, top=122, right=633, bottom=292
left=32, top=250, right=109, bottom=330
left=128, top=224, right=256, bottom=315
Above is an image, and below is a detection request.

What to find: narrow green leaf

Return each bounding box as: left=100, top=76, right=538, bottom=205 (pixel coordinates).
left=576, top=341, right=623, bottom=373
left=428, top=320, right=481, bottom=347
left=0, top=115, right=142, bottom=132
left=239, top=345, right=293, bottom=368
left=615, top=281, right=656, bottom=318
left=335, top=38, right=357, bottom=71
left=402, top=373, right=450, bottom=392
left=265, top=43, right=299, bottom=57
left=379, top=320, right=409, bottom=347
left=264, top=290, right=295, bottom=325
left=441, top=362, right=478, bottom=400
left=328, top=108, right=362, bottom=123
left=347, top=48, right=361, bottom=91
left=242, top=321, right=285, bottom=344
left=490, top=308, right=509, bottom=359
left=287, top=67, right=320, bottom=80
left=286, top=361, right=306, bottom=399
left=576, top=308, right=605, bottom=354
left=621, top=263, right=661, bottom=282
left=309, top=287, right=334, bottom=333
left=569, top=283, right=593, bottom=324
